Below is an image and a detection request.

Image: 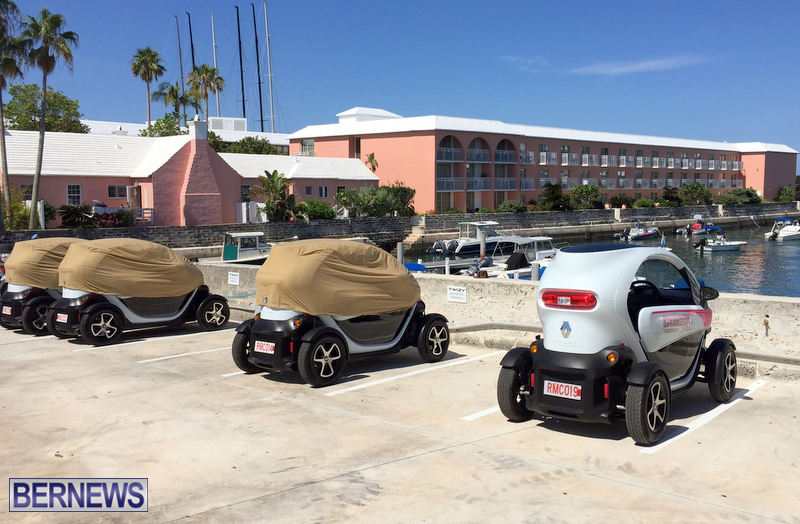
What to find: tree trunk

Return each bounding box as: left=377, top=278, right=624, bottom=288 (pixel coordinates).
left=0, top=88, right=11, bottom=231
left=146, top=81, right=151, bottom=131
left=28, top=72, right=47, bottom=230
left=204, top=95, right=209, bottom=122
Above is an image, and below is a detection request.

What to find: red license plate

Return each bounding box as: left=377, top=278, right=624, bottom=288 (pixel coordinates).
left=56, top=313, right=68, bottom=323
left=253, top=340, right=275, bottom=354
left=543, top=379, right=582, bottom=400
left=1, top=306, right=10, bottom=315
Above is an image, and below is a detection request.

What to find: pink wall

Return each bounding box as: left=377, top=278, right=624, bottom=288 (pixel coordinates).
left=151, top=142, right=192, bottom=226
left=287, top=178, right=378, bottom=205
left=743, top=152, right=797, bottom=200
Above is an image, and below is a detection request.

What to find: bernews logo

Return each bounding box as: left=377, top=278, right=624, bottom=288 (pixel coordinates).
left=9, top=478, right=148, bottom=512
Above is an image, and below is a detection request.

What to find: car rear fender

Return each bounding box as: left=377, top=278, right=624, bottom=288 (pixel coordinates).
left=626, top=361, right=663, bottom=386
left=82, top=299, right=122, bottom=323
left=499, top=346, right=532, bottom=371
left=301, top=326, right=349, bottom=356
left=236, top=318, right=254, bottom=336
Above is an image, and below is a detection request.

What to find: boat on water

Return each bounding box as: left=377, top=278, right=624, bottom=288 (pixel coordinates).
left=220, top=232, right=274, bottom=264
left=428, top=221, right=555, bottom=257
left=676, top=218, right=714, bottom=237
left=460, top=237, right=559, bottom=279
left=694, top=227, right=747, bottom=252
left=614, top=222, right=660, bottom=241
left=764, top=218, right=800, bottom=242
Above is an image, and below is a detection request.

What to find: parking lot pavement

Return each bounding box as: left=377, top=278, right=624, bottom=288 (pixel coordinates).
left=1, top=326, right=799, bottom=522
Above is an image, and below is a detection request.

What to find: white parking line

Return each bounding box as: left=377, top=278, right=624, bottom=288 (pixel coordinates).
left=137, top=347, right=228, bottom=363
left=641, top=378, right=769, bottom=455
left=221, top=371, right=246, bottom=377
left=325, top=350, right=505, bottom=397
left=71, top=328, right=233, bottom=352
left=462, top=406, right=500, bottom=421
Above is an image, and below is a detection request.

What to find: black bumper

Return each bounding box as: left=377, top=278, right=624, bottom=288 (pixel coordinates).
left=1, top=289, right=46, bottom=327
left=247, top=318, right=306, bottom=371
left=48, top=296, right=100, bottom=336
left=524, top=342, right=634, bottom=424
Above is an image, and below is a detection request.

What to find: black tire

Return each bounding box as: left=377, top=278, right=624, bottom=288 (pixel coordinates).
left=79, top=307, right=124, bottom=346
left=625, top=373, right=670, bottom=445
left=196, top=295, right=229, bottom=331
left=497, top=366, right=535, bottom=422
left=231, top=332, right=261, bottom=374
left=46, top=308, right=73, bottom=339
left=416, top=315, right=449, bottom=363
left=21, top=297, right=52, bottom=336
left=706, top=339, right=737, bottom=402
left=297, top=333, right=347, bottom=387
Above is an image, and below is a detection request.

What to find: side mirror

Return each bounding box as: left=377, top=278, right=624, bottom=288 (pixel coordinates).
left=700, top=286, right=719, bottom=301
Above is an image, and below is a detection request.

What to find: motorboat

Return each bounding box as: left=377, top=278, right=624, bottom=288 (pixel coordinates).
left=764, top=218, right=800, bottom=241
left=461, top=237, right=558, bottom=279
left=614, top=223, right=660, bottom=241
left=694, top=227, right=746, bottom=252
left=676, top=219, right=714, bottom=237
left=429, top=221, right=553, bottom=257
left=221, top=232, right=274, bottom=264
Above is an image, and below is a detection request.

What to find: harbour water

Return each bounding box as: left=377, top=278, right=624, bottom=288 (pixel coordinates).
left=409, top=223, right=800, bottom=298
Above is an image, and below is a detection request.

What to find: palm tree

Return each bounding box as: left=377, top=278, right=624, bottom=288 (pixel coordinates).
left=20, top=8, right=78, bottom=229
left=365, top=152, right=378, bottom=172
left=249, top=169, right=295, bottom=221
left=0, top=0, right=21, bottom=229
left=151, top=80, right=199, bottom=124
left=186, top=64, right=224, bottom=119
left=130, top=47, right=165, bottom=130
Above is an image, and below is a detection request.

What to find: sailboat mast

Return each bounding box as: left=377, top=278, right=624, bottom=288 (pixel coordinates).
left=263, top=0, right=275, bottom=132
left=235, top=5, right=247, bottom=120
left=175, top=15, right=186, bottom=124
left=211, top=11, right=221, bottom=117
left=186, top=12, right=196, bottom=70
left=251, top=3, right=264, bottom=132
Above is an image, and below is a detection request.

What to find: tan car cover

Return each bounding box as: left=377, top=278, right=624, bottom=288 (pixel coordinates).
left=255, top=239, right=420, bottom=316
left=58, top=238, right=204, bottom=297
left=5, top=237, right=85, bottom=289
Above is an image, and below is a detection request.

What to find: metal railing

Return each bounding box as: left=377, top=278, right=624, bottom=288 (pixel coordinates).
left=467, top=149, right=491, bottom=162
left=436, top=178, right=465, bottom=192
left=494, top=150, right=517, bottom=163
left=466, top=178, right=492, bottom=191
left=437, top=148, right=463, bottom=162
left=520, top=178, right=536, bottom=190
left=494, top=178, right=518, bottom=190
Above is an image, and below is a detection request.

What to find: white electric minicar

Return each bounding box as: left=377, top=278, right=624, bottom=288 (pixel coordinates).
left=497, top=243, right=737, bottom=445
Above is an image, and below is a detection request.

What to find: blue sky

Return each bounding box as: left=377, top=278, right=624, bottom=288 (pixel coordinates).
left=13, top=0, right=800, bottom=161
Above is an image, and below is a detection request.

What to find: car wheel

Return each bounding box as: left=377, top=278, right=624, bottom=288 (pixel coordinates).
left=416, top=315, right=449, bottom=363
left=231, top=332, right=261, bottom=373
left=298, top=333, right=347, bottom=387
left=706, top=339, right=737, bottom=402
left=497, top=366, right=535, bottom=422
left=46, top=309, right=73, bottom=339
left=21, top=297, right=52, bottom=336
left=196, top=295, right=229, bottom=331
left=625, top=373, right=670, bottom=445
left=80, top=307, right=123, bottom=346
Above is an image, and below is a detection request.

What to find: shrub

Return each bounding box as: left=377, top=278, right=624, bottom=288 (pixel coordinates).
left=731, top=187, right=761, bottom=204
left=609, top=194, right=634, bottom=208
left=495, top=200, right=527, bottom=213
left=633, top=198, right=655, bottom=208
left=442, top=208, right=465, bottom=214
left=712, top=192, right=741, bottom=205
left=58, top=204, right=95, bottom=229
left=477, top=207, right=493, bottom=214
left=296, top=198, right=336, bottom=220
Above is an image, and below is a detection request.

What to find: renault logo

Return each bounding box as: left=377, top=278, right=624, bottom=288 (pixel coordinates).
left=560, top=321, right=571, bottom=338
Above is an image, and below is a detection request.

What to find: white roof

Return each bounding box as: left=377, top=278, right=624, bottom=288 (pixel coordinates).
left=290, top=110, right=798, bottom=154
left=211, top=129, right=290, bottom=147
left=219, top=153, right=380, bottom=181
left=733, top=142, right=798, bottom=154
left=336, top=107, right=402, bottom=123
left=83, top=119, right=147, bottom=136
left=4, top=130, right=190, bottom=178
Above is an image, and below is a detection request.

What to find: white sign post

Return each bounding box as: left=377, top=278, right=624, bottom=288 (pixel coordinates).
left=228, top=272, right=240, bottom=286
left=447, top=285, right=467, bottom=303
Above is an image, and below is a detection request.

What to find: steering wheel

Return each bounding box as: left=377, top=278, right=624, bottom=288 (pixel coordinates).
left=630, top=280, right=661, bottom=298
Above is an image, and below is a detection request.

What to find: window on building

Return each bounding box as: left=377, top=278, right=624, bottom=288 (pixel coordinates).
left=435, top=192, right=451, bottom=213
left=618, top=148, right=627, bottom=157
left=539, top=144, right=548, bottom=153
left=635, top=193, right=642, bottom=200
left=20, top=184, right=32, bottom=200
left=337, top=185, right=346, bottom=194
left=581, top=170, right=590, bottom=180
left=436, top=163, right=453, bottom=177
left=354, top=137, right=361, bottom=158
left=651, top=150, right=659, bottom=157
left=538, top=169, right=549, bottom=178
left=318, top=186, right=328, bottom=198
left=67, top=184, right=82, bottom=206
left=581, top=146, right=590, bottom=155
left=601, top=147, right=609, bottom=156
left=651, top=193, right=658, bottom=200
left=694, top=172, right=701, bottom=180
left=107, top=185, right=127, bottom=198
left=618, top=170, right=626, bottom=178
left=667, top=152, right=674, bottom=159
left=650, top=171, right=659, bottom=179
left=635, top=149, right=643, bottom=158
left=695, top=152, right=702, bottom=159
left=305, top=186, right=312, bottom=196
left=301, top=139, right=314, bottom=156
left=560, top=145, right=569, bottom=154
left=708, top=153, right=715, bottom=160
left=466, top=192, right=475, bottom=211
left=520, top=168, right=526, bottom=178
left=240, top=185, right=251, bottom=202
left=680, top=153, right=688, bottom=159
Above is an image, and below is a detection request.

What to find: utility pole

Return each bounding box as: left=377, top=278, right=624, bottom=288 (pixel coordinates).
left=251, top=3, right=264, bottom=132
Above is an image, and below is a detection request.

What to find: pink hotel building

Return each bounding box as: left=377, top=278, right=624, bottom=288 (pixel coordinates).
left=288, top=108, right=798, bottom=213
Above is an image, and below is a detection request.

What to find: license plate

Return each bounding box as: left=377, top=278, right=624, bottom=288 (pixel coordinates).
left=253, top=340, right=275, bottom=354
left=543, top=379, right=582, bottom=400
left=1, top=306, right=10, bottom=315
left=56, top=313, right=68, bottom=323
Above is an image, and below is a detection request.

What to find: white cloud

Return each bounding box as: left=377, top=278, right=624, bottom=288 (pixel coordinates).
left=501, top=55, right=549, bottom=73
left=567, top=55, right=709, bottom=75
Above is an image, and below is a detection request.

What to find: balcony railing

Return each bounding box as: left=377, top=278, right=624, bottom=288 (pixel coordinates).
left=650, top=179, right=665, bottom=189
left=520, top=151, right=536, bottom=164
left=437, top=148, right=463, bottom=162
left=664, top=179, right=676, bottom=188
left=719, top=161, right=728, bottom=170
left=467, top=149, right=491, bottom=163
left=581, top=154, right=599, bottom=167
left=560, top=178, right=579, bottom=190
left=731, top=179, right=744, bottom=188
left=680, top=179, right=692, bottom=187
left=601, top=154, right=609, bottom=167
left=635, top=179, right=649, bottom=189
left=538, top=178, right=556, bottom=187
left=520, top=178, right=536, bottom=190
left=619, top=156, right=633, bottom=167
left=618, top=179, right=633, bottom=189
left=494, top=178, right=518, bottom=190
left=580, top=178, right=598, bottom=187
left=561, top=153, right=569, bottom=166
left=599, top=179, right=612, bottom=189
left=435, top=177, right=465, bottom=192
left=539, top=152, right=559, bottom=165
left=667, top=158, right=676, bottom=168
left=681, top=159, right=689, bottom=169
left=494, top=150, right=517, bottom=164
left=635, top=156, right=644, bottom=168
left=582, top=154, right=589, bottom=166
left=466, top=178, right=492, bottom=191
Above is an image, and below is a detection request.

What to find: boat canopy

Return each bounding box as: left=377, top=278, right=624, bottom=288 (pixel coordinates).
left=255, top=239, right=420, bottom=316
left=58, top=238, right=204, bottom=297
left=774, top=218, right=793, bottom=222
left=706, top=226, right=725, bottom=233
left=4, top=237, right=85, bottom=289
